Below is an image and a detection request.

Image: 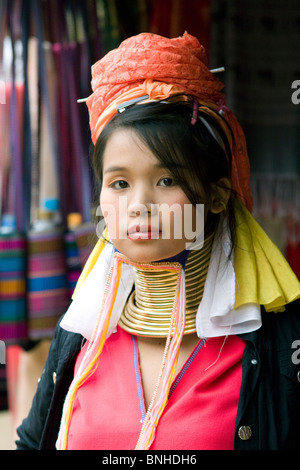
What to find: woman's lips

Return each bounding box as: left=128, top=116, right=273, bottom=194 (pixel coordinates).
left=127, top=224, right=161, bottom=240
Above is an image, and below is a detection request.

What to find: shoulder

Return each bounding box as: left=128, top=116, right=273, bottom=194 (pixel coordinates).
left=41, top=316, right=84, bottom=392
left=53, top=315, right=84, bottom=365
left=259, top=299, right=300, bottom=349
left=240, top=298, right=300, bottom=352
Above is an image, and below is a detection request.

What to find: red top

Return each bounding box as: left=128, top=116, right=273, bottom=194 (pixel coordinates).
left=67, top=327, right=245, bottom=450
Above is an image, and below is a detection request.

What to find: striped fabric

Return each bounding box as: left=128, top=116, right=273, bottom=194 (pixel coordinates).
left=0, top=227, right=96, bottom=343
left=65, top=223, right=96, bottom=297
left=65, top=232, right=82, bottom=298
left=73, top=223, right=97, bottom=269
left=27, top=229, right=70, bottom=339
left=0, top=234, right=27, bottom=343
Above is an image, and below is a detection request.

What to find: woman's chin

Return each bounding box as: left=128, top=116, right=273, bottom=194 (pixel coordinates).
left=112, top=238, right=187, bottom=264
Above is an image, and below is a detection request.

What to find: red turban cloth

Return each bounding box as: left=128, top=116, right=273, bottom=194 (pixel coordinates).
left=86, top=32, right=252, bottom=211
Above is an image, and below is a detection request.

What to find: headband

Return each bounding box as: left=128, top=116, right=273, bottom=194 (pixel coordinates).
left=85, top=32, right=252, bottom=211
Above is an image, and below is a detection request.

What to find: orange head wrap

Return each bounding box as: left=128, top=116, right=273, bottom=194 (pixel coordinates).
left=86, top=32, right=252, bottom=211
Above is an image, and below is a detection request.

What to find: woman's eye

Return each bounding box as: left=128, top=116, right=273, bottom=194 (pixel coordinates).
left=158, top=177, right=174, bottom=187
left=110, top=180, right=128, bottom=189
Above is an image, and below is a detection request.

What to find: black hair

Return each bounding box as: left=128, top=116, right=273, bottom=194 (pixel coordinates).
left=92, top=99, right=237, bottom=247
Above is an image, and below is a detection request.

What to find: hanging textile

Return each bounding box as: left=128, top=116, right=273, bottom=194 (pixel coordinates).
left=0, top=0, right=216, bottom=343
left=27, top=227, right=69, bottom=339
left=65, top=231, right=82, bottom=298
left=65, top=213, right=97, bottom=298
left=0, top=2, right=28, bottom=344
left=0, top=232, right=27, bottom=342
left=150, top=0, right=212, bottom=55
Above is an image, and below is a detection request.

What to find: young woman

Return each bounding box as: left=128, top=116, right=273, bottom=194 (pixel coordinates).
left=16, top=33, right=300, bottom=450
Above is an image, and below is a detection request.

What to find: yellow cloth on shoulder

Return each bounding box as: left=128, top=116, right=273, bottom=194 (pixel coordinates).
left=234, top=200, right=300, bottom=311
left=72, top=206, right=300, bottom=313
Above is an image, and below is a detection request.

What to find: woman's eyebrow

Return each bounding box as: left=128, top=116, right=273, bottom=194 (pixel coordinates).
left=103, top=166, right=128, bottom=174
left=103, top=162, right=186, bottom=175
left=103, top=162, right=166, bottom=175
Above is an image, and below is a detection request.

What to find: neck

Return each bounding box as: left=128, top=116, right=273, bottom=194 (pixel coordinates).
left=118, top=233, right=214, bottom=337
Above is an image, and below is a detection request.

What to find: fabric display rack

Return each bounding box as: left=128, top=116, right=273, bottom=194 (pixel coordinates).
left=0, top=0, right=212, bottom=345
left=0, top=0, right=211, bottom=414
left=1, top=0, right=97, bottom=345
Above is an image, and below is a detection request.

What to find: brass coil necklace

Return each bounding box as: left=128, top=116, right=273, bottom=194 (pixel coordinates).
left=119, top=233, right=214, bottom=337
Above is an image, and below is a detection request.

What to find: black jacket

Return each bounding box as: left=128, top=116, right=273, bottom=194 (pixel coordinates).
left=16, top=300, right=300, bottom=450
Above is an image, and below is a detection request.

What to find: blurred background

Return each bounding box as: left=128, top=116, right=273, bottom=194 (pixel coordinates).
left=0, top=0, right=300, bottom=449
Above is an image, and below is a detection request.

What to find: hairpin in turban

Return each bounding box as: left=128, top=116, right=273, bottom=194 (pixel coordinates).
left=86, top=31, right=252, bottom=211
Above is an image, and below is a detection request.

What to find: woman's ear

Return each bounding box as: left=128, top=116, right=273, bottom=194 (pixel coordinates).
left=209, top=177, right=231, bottom=214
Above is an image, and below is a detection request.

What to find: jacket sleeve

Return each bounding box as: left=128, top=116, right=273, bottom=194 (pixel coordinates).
left=15, top=316, right=84, bottom=450
left=15, top=323, right=61, bottom=450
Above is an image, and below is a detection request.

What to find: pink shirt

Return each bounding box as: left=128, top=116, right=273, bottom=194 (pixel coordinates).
left=67, top=327, right=245, bottom=450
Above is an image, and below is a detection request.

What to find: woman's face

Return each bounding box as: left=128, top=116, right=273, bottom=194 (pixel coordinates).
left=100, top=128, right=205, bottom=263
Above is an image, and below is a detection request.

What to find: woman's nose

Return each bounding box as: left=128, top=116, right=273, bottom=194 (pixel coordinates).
left=127, top=188, right=155, bottom=217
left=128, top=201, right=151, bottom=217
